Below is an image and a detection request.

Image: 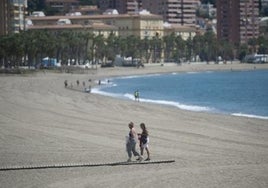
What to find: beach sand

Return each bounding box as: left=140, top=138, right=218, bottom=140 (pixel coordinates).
left=0, top=63, right=268, bottom=188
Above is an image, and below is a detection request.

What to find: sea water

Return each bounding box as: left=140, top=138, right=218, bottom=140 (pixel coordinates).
left=92, top=69, right=268, bottom=120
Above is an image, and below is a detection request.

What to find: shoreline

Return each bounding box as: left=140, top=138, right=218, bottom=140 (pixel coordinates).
left=0, top=62, right=268, bottom=187
left=93, top=62, right=268, bottom=78
left=92, top=63, right=268, bottom=120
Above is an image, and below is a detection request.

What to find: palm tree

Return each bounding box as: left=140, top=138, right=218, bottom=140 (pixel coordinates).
left=3, top=33, right=24, bottom=68
left=125, top=35, right=140, bottom=64
left=0, top=37, right=5, bottom=67
left=248, top=38, right=258, bottom=54
left=150, top=35, right=162, bottom=63
left=93, top=34, right=105, bottom=64
left=201, top=31, right=217, bottom=62
left=59, top=30, right=74, bottom=65
left=185, top=38, right=193, bottom=62
left=24, top=30, right=39, bottom=67
left=174, top=35, right=185, bottom=63
left=192, top=35, right=203, bottom=62
left=105, top=33, right=118, bottom=62
left=163, top=33, right=176, bottom=62
left=82, top=32, right=95, bottom=65
left=218, top=39, right=235, bottom=61
left=33, top=30, right=51, bottom=66
left=238, top=43, right=249, bottom=61
left=140, top=37, right=151, bottom=63
left=258, top=36, right=268, bottom=54
left=68, top=31, right=80, bottom=65
left=118, top=37, right=128, bottom=58
left=0, top=35, right=10, bottom=68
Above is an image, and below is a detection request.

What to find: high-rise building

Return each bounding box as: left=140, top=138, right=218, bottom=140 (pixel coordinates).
left=0, top=0, right=27, bottom=36
left=45, top=0, right=80, bottom=14
left=98, top=0, right=199, bottom=26
left=261, top=0, right=268, bottom=6
left=126, top=0, right=142, bottom=13
left=240, top=0, right=259, bottom=44
left=0, top=0, right=9, bottom=36
left=217, top=0, right=259, bottom=44
left=143, top=0, right=199, bottom=26
left=98, top=0, right=117, bottom=13
left=98, top=0, right=142, bottom=14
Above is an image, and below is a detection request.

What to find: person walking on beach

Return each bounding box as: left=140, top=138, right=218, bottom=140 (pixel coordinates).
left=64, top=80, right=68, bottom=88
left=126, top=122, right=143, bottom=162
left=138, top=123, right=150, bottom=161
left=134, top=90, right=140, bottom=101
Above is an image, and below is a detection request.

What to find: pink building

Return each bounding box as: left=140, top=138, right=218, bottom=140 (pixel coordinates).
left=217, top=0, right=259, bottom=44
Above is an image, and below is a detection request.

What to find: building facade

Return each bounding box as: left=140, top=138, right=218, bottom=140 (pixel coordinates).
left=164, top=23, right=196, bottom=40
left=0, top=0, right=9, bottom=36
left=143, top=0, right=199, bottom=26
left=98, top=0, right=142, bottom=14
left=28, top=23, right=118, bottom=39
left=217, top=0, right=259, bottom=44
left=45, top=0, right=80, bottom=14
left=239, top=0, right=259, bottom=44
left=98, top=0, right=199, bottom=26
left=0, top=0, right=27, bottom=36
left=27, top=13, right=164, bottom=39
left=27, top=10, right=198, bottom=40
left=262, top=0, right=268, bottom=6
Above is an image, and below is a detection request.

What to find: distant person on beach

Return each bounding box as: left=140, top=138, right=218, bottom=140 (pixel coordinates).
left=138, top=123, right=150, bottom=161
left=76, top=80, right=79, bottom=86
left=134, top=90, right=140, bottom=101
left=85, top=85, right=91, bottom=93
left=64, top=80, right=68, bottom=88
left=126, top=122, right=143, bottom=162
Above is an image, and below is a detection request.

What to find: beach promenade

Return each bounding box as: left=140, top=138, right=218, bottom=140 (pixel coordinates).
left=0, top=63, right=268, bottom=187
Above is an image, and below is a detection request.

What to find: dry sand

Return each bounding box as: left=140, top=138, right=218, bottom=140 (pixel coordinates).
left=0, top=63, right=268, bottom=188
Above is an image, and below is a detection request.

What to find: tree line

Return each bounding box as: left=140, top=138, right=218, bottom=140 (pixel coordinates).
left=0, top=30, right=268, bottom=69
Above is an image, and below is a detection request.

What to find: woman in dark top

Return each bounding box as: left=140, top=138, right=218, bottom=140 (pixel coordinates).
left=138, top=123, right=150, bottom=161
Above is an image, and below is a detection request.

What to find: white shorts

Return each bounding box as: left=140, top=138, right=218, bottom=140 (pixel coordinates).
left=141, top=137, right=149, bottom=148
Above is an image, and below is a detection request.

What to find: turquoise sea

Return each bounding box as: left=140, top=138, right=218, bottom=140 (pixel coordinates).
left=92, top=69, right=268, bottom=120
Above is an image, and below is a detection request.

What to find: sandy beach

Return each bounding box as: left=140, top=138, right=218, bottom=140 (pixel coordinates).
left=1, top=63, right=268, bottom=188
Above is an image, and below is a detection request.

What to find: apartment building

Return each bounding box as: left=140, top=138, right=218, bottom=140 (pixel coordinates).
left=217, top=0, right=259, bottom=44
left=262, top=0, right=268, bottom=6
left=240, top=0, right=259, bottom=44
left=98, top=0, right=143, bottom=14
left=0, top=0, right=9, bottom=35
left=143, top=0, right=199, bottom=25
left=127, top=0, right=142, bottom=13
left=45, top=0, right=80, bottom=14
left=0, top=0, right=27, bottom=35
left=98, top=0, right=199, bottom=26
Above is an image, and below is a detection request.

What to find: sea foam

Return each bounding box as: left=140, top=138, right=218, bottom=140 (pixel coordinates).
left=232, top=113, right=268, bottom=120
